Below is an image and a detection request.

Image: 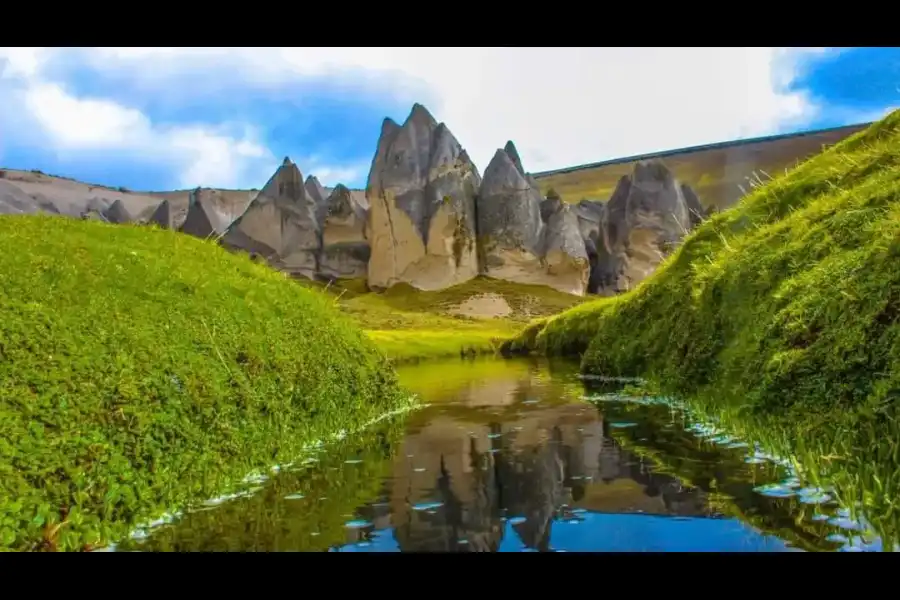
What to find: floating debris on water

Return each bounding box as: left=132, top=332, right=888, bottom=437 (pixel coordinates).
left=828, top=516, right=862, bottom=531
left=753, top=483, right=796, bottom=499
left=345, top=520, right=373, bottom=529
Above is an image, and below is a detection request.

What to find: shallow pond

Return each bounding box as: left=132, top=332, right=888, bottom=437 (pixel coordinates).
left=112, top=357, right=884, bottom=552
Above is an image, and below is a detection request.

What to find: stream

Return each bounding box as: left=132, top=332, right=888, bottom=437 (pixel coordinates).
left=109, top=357, right=882, bottom=552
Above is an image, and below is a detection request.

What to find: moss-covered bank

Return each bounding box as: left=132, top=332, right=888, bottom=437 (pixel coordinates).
left=0, top=215, right=404, bottom=551
left=504, top=112, right=900, bottom=509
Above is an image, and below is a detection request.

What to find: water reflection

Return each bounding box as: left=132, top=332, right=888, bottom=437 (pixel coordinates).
left=116, top=357, right=878, bottom=552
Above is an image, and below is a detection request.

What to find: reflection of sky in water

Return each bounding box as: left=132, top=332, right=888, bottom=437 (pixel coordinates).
left=334, top=511, right=796, bottom=552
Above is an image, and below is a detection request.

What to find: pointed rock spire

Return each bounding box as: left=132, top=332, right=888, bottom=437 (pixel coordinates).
left=503, top=140, right=526, bottom=176
left=104, top=199, right=131, bottom=224
left=148, top=199, right=173, bottom=229
left=181, top=188, right=226, bottom=239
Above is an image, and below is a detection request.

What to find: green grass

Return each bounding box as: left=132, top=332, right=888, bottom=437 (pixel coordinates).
left=0, top=215, right=405, bottom=551
left=505, top=111, right=900, bottom=542
left=112, top=417, right=405, bottom=551
left=302, top=276, right=586, bottom=363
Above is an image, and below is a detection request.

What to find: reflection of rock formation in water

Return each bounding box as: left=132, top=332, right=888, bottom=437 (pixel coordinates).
left=390, top=400, right=712, bottom=552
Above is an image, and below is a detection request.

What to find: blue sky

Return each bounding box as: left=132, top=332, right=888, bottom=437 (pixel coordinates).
left=0, top=47, right=896, bottom=192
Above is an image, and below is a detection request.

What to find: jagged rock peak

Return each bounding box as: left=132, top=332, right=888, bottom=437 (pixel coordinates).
left=405, top=103, right=438, bottom=129
left=282, top=156, right=293, bottom=167
left=104, top=199, right=131, bottom=224
left=258, top=159, right=309, bottom=208
left=304, top=175, right=327, bottom=205
left=149, top=199, right=173, bottom=228
left=503, top=141, right=526, bottom=176
left=326, top=183, right=356, bottom=213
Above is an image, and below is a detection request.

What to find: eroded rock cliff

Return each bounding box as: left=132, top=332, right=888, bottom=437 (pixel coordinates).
left=601, top=160, right=697, bottom=293
left=477, top=142, right=589, bottom=295
left=320, top=184, right=370, bottom=280
left=221, top=157, right=320, bottom=279
left=366, top=104, right=481, bottom=291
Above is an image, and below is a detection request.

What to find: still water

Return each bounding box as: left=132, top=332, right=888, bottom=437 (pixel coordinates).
left=112, top=357, right=879, bottom=552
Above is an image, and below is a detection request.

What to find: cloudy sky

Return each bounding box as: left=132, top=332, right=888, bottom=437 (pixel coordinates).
left=0, top=47, right=896, bottom=191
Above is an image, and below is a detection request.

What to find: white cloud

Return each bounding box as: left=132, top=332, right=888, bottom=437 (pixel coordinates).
left=1, top=47, right=848, bottom=187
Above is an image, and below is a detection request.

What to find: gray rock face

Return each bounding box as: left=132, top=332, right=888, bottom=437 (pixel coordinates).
left=0, top=180, right=42, bottom=214
left=181, top=188, right=227, bottom=240
left=367, top=104, right=481, bottom=290
left=104, top=199, right=132, bottom=224
left=600, top=160, right=697, bottom=292
left=477, top=142, right=589, bottom=295
left=320, top=184, right=370, bottom=280
left=478, top=146, right=544, bottom=257
left=221, top=157, right=321, bottom=279
left=305, top=175, right=329, bottom=226
left=148, top=199, right=174, bottom=229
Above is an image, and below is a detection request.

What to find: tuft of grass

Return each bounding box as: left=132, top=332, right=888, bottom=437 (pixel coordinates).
left=303, top=276, right=586, bottom=363
left=506, top=111, right=900, bottom=543
left=0, top=215, right=404, bottom=551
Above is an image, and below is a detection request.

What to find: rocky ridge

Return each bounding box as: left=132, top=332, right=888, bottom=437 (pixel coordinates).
left=0, top=103, right=711, bottom=297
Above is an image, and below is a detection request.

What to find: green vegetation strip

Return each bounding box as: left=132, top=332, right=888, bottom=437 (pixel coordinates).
left=0, top=216, right=405, bottom=551
left=505, top=112, right=900, bottom=543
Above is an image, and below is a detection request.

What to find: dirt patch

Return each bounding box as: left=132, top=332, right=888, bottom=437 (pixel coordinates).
left=448, top=293, right=512, bottom=320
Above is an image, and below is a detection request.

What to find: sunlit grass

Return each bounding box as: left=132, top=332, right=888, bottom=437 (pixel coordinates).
left=302, top=276, right=586, bottom=363
left=0, top=215, right=404, bottom=551
left=506, top=111, right=900, bottom=550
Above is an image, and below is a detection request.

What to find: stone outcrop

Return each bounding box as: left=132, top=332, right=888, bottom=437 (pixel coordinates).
left=104, top=199, right=131, bottom=224
left=148, top=199, right=173, bottom=229
left=477, top=142, right=589, bottom=295
left=221, top=157, right=320, bottom=279
left=366, top=104, right=481, bottom=291
left=304, top=175, right=329, bottom=225
left=600, top=161, right=697, bottom=293
left=319, top=184, right=370, bottom=280
left=181, top=188, right=227, bottom=240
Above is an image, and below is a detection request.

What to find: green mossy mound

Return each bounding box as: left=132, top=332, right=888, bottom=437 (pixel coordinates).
left=506, top=111, right=900, bottom=422
left=0, top=215, right=403, bottom=551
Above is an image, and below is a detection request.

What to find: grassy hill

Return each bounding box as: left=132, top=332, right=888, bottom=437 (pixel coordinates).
left=503, top=112, right=900, bottom=541
left=0, top=215, right=404, bottom=551
left=301, top=277, right=587, bottom=363
left=533, top=123, right=867, bottom=211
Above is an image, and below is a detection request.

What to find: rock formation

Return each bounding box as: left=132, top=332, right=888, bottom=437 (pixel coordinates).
left=304, top=175, right=329, bottom=225
left=104, top=199, right=131, bottom=224
left=181, top=188, right=227, bottom=240
left=366, top=104, right=481, bottom=291
left=477, top=142, right=589, bottom=295
left=600, top=161, right=696, bottom=292
left=319, top=184, right=370, bottom=280
left=148, top=199, right=174, bottom=229
left=220, top=157, right=320, bottom=279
